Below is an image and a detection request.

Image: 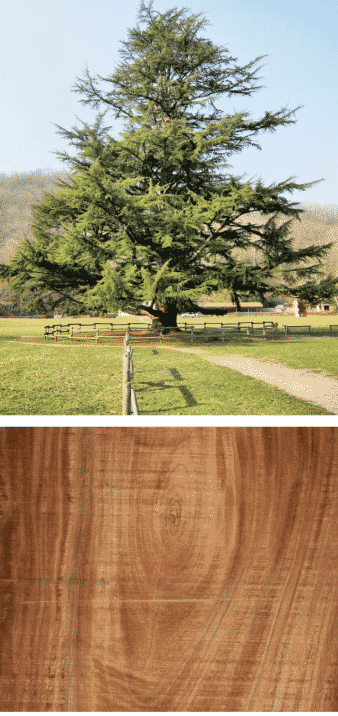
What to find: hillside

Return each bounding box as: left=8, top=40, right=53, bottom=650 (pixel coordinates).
left=0, top=168, right=73, bottom=263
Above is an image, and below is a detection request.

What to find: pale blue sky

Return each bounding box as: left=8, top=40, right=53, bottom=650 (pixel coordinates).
left=1, top=0, right=337, bottom=205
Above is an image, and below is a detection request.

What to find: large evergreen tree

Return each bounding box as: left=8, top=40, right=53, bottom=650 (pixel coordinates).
left=1, top=1, right=336, bottom=327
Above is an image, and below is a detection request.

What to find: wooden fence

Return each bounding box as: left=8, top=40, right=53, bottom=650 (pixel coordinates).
left=162, top=321, right=279, bottom=343
left=122, top=332, right=139, bottom=415
left=44, top=322, right=153, bottom=342
left=44, top=320, right=338, bottom=345
left=283, top=324, right=338, bottom=336
left=44, top=320, right=279, bottom=343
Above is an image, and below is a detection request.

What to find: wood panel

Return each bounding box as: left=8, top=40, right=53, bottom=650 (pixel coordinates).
left=0, top=427, right=337, bottom=711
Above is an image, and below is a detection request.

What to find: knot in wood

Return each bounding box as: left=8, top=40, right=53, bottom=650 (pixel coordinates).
left=166, top=502, right=181, bottom=531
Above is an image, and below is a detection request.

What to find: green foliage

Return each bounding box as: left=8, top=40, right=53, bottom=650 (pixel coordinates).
left=296, top=273, right=338, bottom=305
left=0, top=2, right=333, bottom=326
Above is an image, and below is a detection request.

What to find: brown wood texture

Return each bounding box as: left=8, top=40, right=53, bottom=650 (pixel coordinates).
left=0, top=427, right=338, bottom=711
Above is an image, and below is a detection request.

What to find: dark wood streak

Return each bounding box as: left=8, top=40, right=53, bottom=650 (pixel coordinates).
left=0, top=427, right=337, bottom=711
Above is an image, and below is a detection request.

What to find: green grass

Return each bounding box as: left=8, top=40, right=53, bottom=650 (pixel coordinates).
left=177, top=312, right=338, bottom=328
left=0, top=315, right=150, bottom=340
left=0, top=316, right=336, bottom=415
left=191, top=336, right=338, bottom=379
left=1, top=311, right=337, bottom=340
left=0, top=339, right=330, bottom=415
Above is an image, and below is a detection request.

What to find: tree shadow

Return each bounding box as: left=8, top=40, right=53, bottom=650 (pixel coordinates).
left=135, top=380, right=198, bottom=407
left=176, top=384, right=197, bottom=406
left=168, top=367, right=183, bottom=381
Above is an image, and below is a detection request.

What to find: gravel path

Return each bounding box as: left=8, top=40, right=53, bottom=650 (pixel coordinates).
left=161, top=347, right=338, bottom=414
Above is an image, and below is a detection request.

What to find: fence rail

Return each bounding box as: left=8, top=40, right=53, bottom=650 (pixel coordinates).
left=159, top=321, right=279, bottom=343
left=44, top=321, right=154, bottom=341
left=44, top=320, right=279, bottom=342
left=44, top=320, right=338, bottom=345
left=122, top=332, right=139, bottom=415
left=283, top=324, right=338, bottom=336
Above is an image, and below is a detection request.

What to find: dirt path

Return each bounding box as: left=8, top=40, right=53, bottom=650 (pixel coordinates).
left=161, top=347, right=338, bottom=414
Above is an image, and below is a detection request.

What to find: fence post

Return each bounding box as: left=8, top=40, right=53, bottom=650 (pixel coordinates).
left=221, top=328, right=225, bottom=344
left=122, top=334, right=131, bottom=415
left=129, top=347, right=134, bottom=379
left=191, top=327, right=194, bottom=345
left=131, top=388, right=139, bottom=415
left=284, top=324, right=288, bottom=336
left=69, top=326, right=73, bottom=340
left=96, top=327, right=99, bottom=344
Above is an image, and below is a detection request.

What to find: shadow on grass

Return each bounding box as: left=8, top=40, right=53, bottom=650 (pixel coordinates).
left=176, top=384, right=197, bottom=406
left=136, top=380, right=198, bottom=407
left=193, top=337, right=314, bottom=349
left=168, top=367, right=183, bottom=381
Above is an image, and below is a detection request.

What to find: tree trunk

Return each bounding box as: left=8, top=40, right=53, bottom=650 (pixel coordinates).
left=141, top=302, right=180, bottom=333
left=152, top=308, right=179, bottom=333
left=231, top=291, right=241, bottom=312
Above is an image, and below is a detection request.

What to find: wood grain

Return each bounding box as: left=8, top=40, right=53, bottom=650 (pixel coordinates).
left=0, top=427, right=337, bottom=711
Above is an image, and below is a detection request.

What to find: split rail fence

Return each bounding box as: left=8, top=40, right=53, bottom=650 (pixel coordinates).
left=44, top=320, right=338, bottom=344
left=122, top=332, right=139, bottom=416
left=44, top=320, right=280, bottom=344
left=283, top=324, right=338, bottom=336
left=44, top=321, right=154, bottom=342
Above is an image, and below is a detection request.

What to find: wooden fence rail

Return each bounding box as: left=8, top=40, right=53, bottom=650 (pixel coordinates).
left=44, top=320, right=280, bottom=342
left=122, top=332, right=139, bottom=416
left=181, top=320, right=278, bottom=332
left=44, top=321, right=338, bottom=345
left=283, top=324, right=338, bottom=336
left=159, top=322, right=279, bottom=343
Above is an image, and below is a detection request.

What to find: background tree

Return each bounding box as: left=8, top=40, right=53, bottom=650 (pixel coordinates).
left=296, top=274, right=338, bottom=307
left=0, top=1, right=334, bottom=328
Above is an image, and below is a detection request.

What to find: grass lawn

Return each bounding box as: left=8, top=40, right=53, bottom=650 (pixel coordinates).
left=0, top=338, right=330, bottom=415
left=177, top=313, right=338, bottom=329
left=0, top=315, right=151, bottom=340
left=1, top=311, right=337, bottom=339
left=0, top=316, right=336, bottom=415
left=191, top=336, right=338, bottom=379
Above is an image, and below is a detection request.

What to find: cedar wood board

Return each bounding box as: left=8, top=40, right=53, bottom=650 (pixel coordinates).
left=0, top=426, right=337, bottom=711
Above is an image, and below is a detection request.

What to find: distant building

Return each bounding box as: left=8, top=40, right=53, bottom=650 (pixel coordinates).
left=197, top=300, right=263, bottom=313
left=316, top=302, right=332, bottom=312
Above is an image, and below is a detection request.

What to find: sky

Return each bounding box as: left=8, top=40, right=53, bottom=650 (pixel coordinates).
left=1, top=0, right=337, bottom=206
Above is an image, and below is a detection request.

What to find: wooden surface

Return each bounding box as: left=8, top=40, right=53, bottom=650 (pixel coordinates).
left=0, top=427, right=338, bottom=711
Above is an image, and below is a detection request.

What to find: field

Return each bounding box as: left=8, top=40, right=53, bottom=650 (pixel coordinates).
left=175, top=313, right=338, bottom=379
left=0, top=315, right=336, bottom=414
left=177, top=312, right=338, bottom=329
left=1, top=311, right=337, bottom=339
